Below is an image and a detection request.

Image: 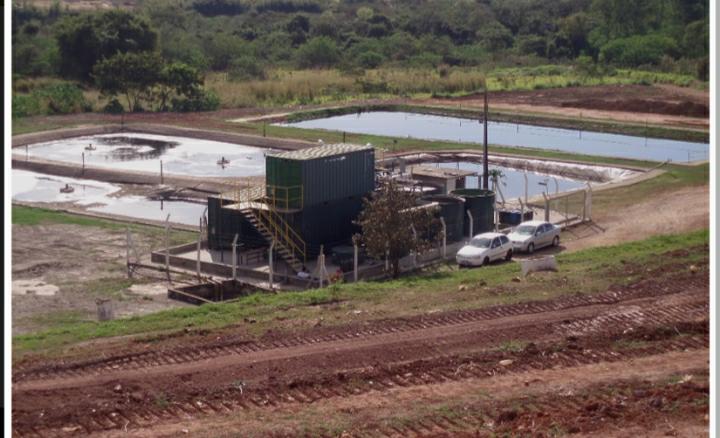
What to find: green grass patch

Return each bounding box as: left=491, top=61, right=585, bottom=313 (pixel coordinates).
left=13, top=229, right=708, bottom=356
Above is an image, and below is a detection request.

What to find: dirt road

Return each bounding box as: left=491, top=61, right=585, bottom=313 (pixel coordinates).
left=429, top=84, right=710, bottom=130
left=12, top=270, right=708, bottom=436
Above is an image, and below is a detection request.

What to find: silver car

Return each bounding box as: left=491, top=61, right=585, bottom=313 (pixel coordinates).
left=507, top=220, right=560, bottom=254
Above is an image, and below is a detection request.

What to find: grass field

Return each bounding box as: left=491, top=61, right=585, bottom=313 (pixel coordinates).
left=205, top=66, right=703, bottom=109
left=13, top=228, right=708, bottom=356
left=12, top=205, right=197, bottom=247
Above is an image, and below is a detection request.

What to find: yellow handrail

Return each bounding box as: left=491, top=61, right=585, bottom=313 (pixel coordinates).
left=255, top=208, right=306, bottom=262
left=227, top=182, right=307, bottom=263
left=266, top=184, right=303, bottom=210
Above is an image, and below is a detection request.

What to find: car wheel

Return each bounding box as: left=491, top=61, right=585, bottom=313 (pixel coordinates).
left=505, top=250, right=513, bottom=261
left=482, top=257, right=490, bottom=266
left=527, top=243, right=535, bottom=254
left=552, top=236, right=560, bottom=247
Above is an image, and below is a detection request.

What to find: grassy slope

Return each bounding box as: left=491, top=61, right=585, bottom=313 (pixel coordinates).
left=13, top=228, right=708, bottom=356
left=12, top=205, right=196, bottom=245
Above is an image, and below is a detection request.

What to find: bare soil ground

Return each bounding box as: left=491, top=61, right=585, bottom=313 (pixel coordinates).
left=564, top=185, right=709, bottom=251
left=11, top=266, right=709, bottom=436
left=11, top=223, right=191, bottom=335
left=429, top=84, right=710, bottom=130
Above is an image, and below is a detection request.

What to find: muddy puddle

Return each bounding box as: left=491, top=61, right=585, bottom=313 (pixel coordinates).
left=17, top=133, right=269, bottom=177
left=13, top=170, right=205, bottom=226
left=279, top=111, right=709, bottom=162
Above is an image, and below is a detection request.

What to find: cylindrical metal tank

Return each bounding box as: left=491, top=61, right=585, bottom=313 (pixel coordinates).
left=421, top=194, right=465, bottom=242
left=451, top=189, right=495, bottom=237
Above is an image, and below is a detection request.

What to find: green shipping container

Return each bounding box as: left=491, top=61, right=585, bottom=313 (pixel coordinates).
left=266, top=143, right=375, bottom=209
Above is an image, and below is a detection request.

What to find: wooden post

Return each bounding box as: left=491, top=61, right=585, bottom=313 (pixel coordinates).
left=160, top=160, right=164, bottom=185
left=343, top=131, right=346, bottom=143
left=82, top=152, right=85, bottom=174
left=263, top=123, right=267, bottom=137
left=232, top=234, right=239, bottom=281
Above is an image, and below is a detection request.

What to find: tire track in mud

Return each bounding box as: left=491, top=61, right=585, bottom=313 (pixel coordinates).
left=13, top=276, right=707, bottom=384
left=13, top=332, right=708, bottom=437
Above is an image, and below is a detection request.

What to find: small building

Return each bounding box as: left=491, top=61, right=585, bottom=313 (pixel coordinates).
left=207, top=143, right=375, bottom=272
left=409, top=165, right=476, bottom=194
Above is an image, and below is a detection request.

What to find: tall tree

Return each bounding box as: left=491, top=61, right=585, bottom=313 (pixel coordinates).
left=356, top=180, right=440, bottom=278
left=93, top=52, right=161, bottom=111
left=56, top=10, right=157, bottom=81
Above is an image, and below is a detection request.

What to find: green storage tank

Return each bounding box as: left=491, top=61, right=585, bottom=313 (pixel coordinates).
left=421, top=194, right=466, bottom=243
left=265, top=143, right=375, bottom=208
left=452, top=189, right=495, bottom=237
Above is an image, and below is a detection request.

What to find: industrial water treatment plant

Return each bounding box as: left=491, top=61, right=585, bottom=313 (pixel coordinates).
left=203, top=142, right=500, bottom=281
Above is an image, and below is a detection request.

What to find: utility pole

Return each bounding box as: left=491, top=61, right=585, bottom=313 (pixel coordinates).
left=482, top=84, right=489, bottom=190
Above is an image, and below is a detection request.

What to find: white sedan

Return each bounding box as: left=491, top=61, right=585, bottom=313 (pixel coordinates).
left=456, top=232, right=513, bottom=267
left=507, top=220, right=561, bottom=254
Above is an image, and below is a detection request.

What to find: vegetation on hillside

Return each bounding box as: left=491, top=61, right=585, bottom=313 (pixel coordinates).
left=11, top=0, right=709, bottom=117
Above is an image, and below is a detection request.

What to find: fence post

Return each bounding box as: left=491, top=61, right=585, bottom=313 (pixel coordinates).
left=440, top=217, right=447, bottom=258
left=353, top=243, right=359, bottom=282
left=160, top=160, right=164, bottom=185
left=164, top=214, right=171, bottom=282
left=232, top=234, right=239, bottom=281
left=466, top=210, right=473, bottom=240
left=126, top=227, right=132, bottom=278
left=411, top=225, right=418, bottom=267
left=543, top=193, right=550, bottom=222
left=585, top=182, right=593, bottom=221
left=269, top=240, right=274, bottom=290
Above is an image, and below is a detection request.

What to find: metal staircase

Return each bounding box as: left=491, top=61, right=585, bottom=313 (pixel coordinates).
left=222, top=183, right=306, bottom=273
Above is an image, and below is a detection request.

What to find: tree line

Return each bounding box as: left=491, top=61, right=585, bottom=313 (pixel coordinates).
left=11, top=0, right=709, bottom=115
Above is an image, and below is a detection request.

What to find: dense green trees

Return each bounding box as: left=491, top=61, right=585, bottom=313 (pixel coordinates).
left=10, top=0, right=710, bottom=117
left=55, top=10, right=157, bottom=81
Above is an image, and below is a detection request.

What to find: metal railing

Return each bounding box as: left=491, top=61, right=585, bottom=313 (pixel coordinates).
left=265, top=184, right=303, bottom=211
left=223, top=181, right=306, bottom=263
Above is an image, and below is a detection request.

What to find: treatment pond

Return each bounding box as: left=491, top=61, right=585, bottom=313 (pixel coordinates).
left=18, top=133, right=269, bottom=177
left=279, top=111, right=709, bottom=162
left=13, top=170, right=205, bottom=226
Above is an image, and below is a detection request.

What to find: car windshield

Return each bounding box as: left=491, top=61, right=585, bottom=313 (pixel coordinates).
left=515, top=225, right=536, bottom=235
left=470, top=237, right=492, bottom=248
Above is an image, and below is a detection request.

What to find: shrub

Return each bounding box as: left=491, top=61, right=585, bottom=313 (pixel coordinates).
left=357, top=51, right=384, bottom=69
left=228, top=56, right=267, bottom=81
left=296, top=37, right=340, bottom=68
left=12, top=94, right=42, bottom=118
left=103, top=98, right=125, bottom=114
left=600, top=34, right=679, bottom=67
left=172, top=89, right=220, bottom=112
left=37, top=82, right=89, bottom=114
